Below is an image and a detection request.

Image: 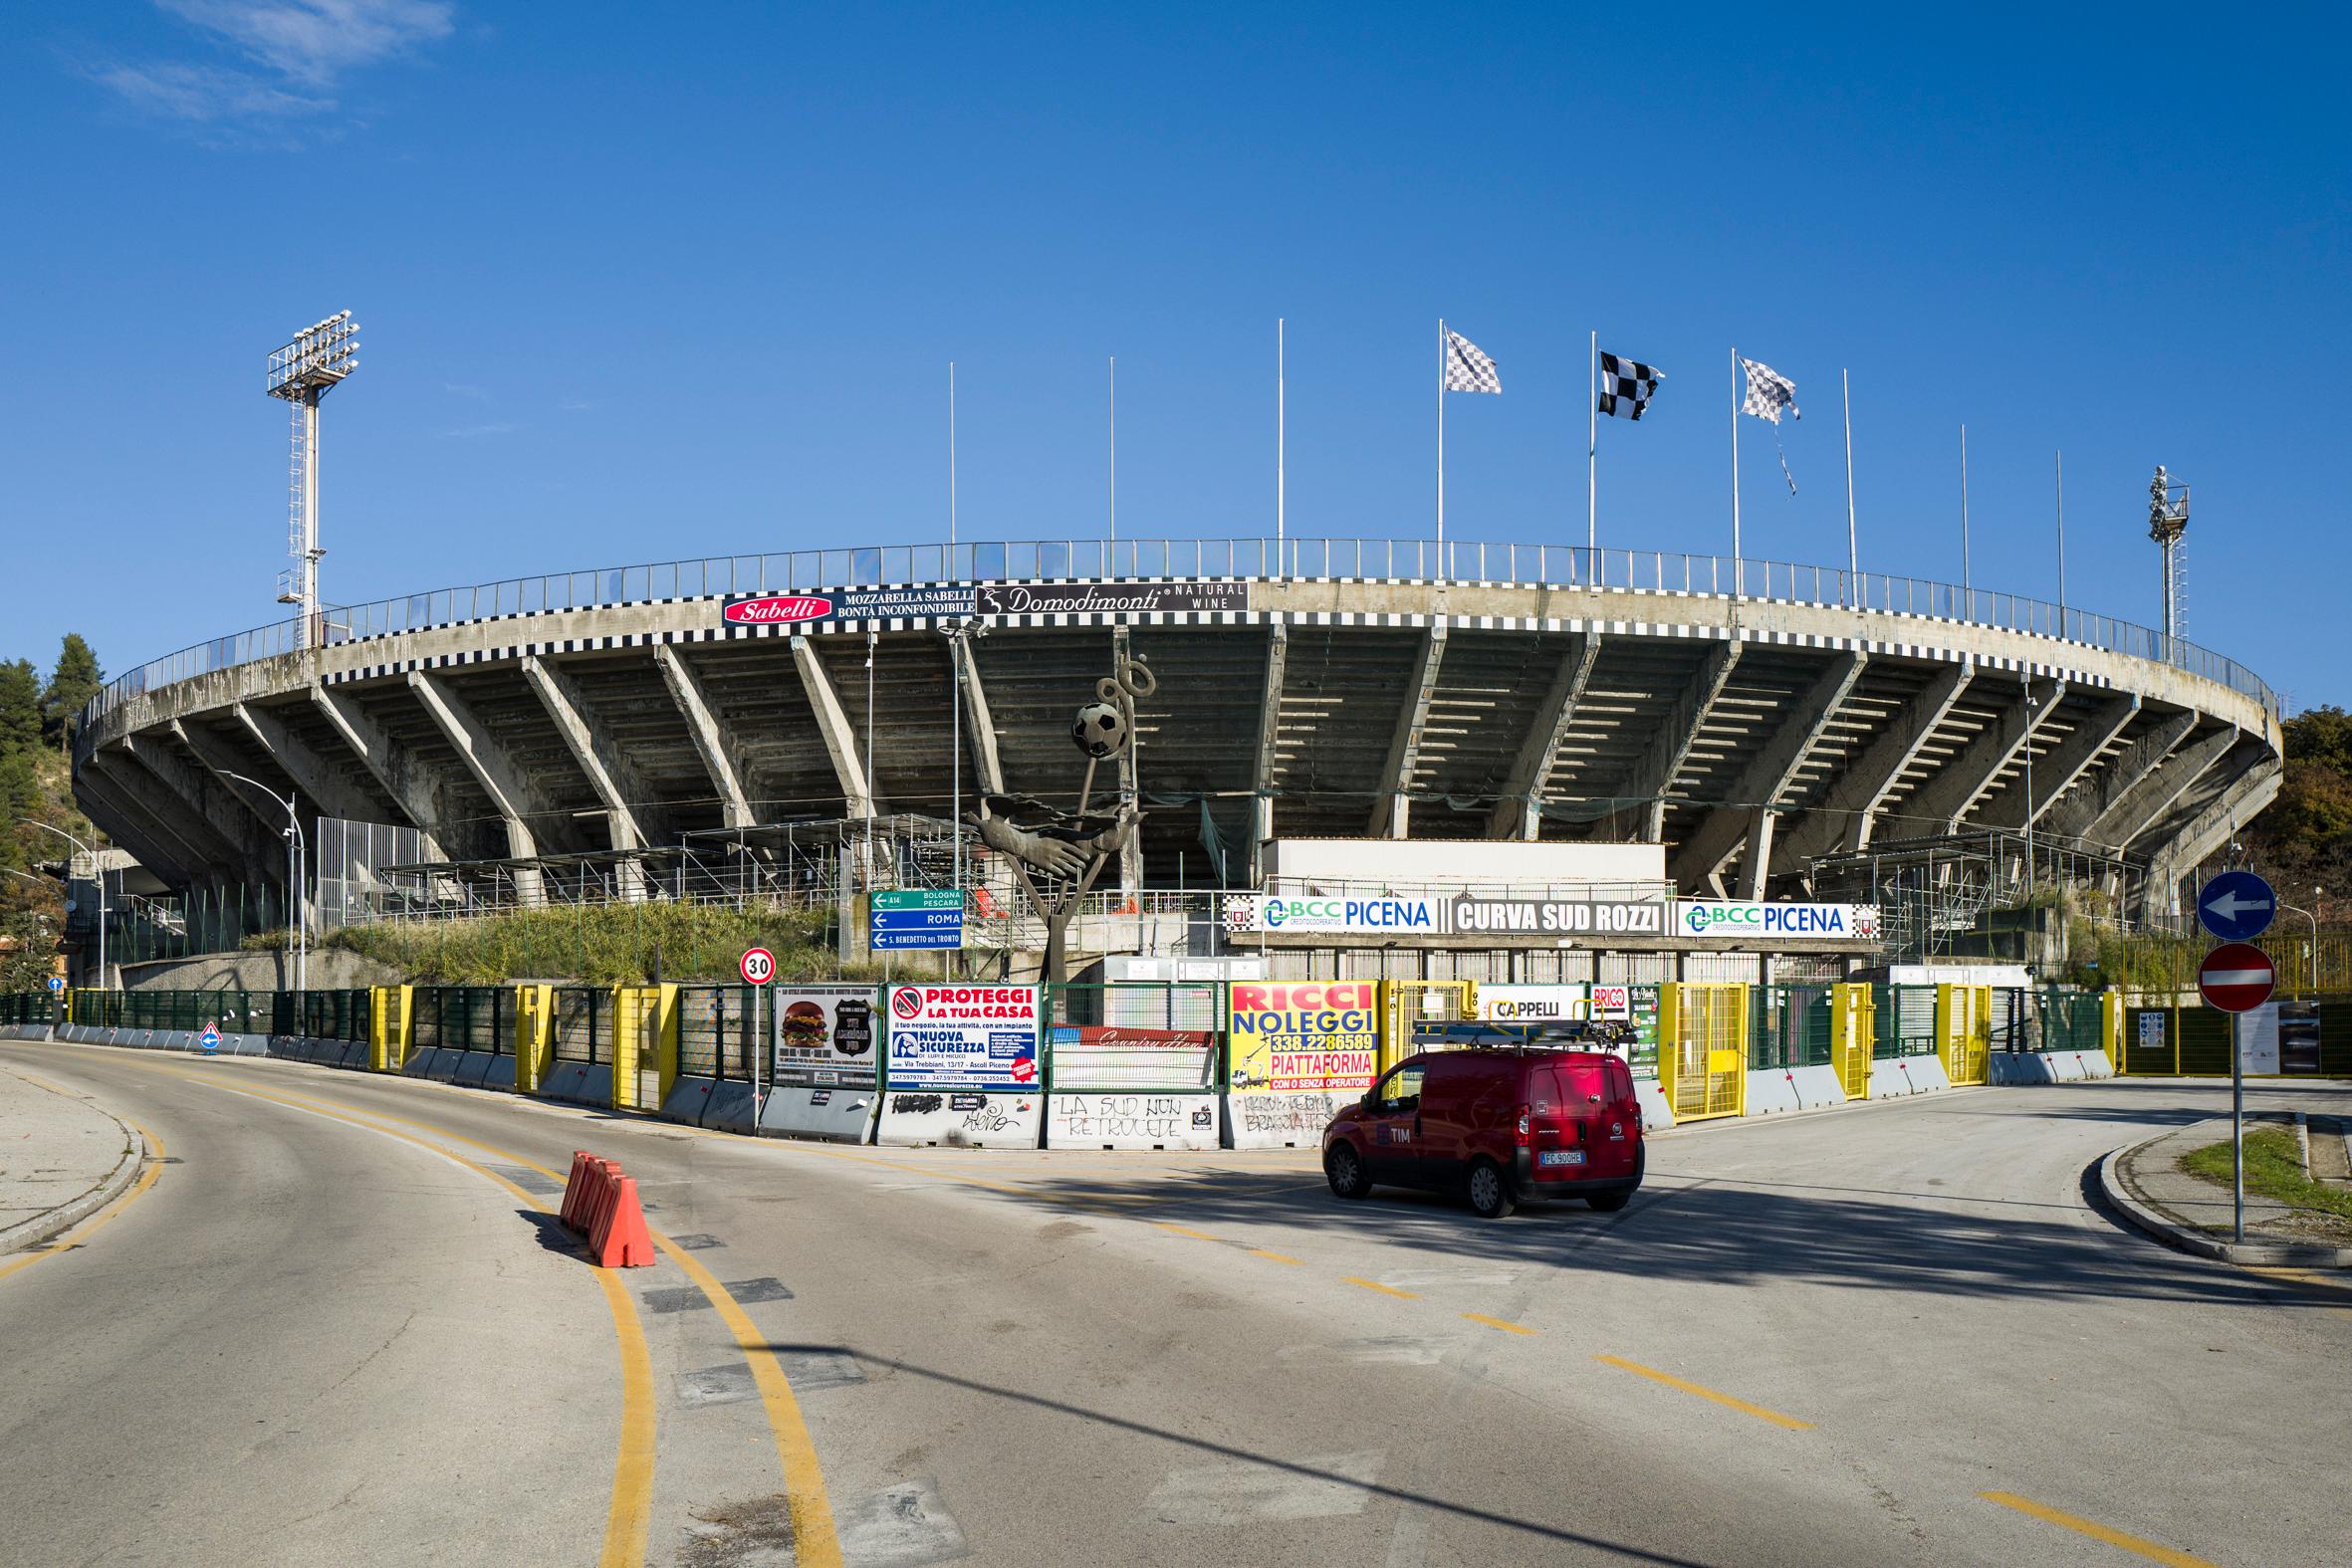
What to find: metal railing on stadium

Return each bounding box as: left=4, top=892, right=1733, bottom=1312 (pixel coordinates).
left=80, top=535, right=2277, bottom=736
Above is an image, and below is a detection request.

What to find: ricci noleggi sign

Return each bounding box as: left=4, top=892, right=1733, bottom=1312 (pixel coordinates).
left=723, top=579, right=1249, bottom=626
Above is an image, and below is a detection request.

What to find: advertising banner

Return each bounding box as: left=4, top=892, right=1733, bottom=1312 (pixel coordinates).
left=725, top=586, right=979, bottom=624
left=1474, top=984, right=1589, bottom=1022
left=1449, top=897, right=1666, bottom=937
left=884, top=985, right=1041, bottom=1089
left=1227, top=982, right=1379, bottom=1093
left=1673, top=901, right=1882, bottom=941
left=1222, top=895, right=1442, bottom=937
left=976, top=581, right=1249, bottom=615
left=770, top=985, right=879, bottom=1087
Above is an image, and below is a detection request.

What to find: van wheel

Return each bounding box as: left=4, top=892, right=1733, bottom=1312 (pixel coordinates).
left=1466, top=1159, right=1517, bottom=1220
left=1325, top=1143, right=1371, bottom=1200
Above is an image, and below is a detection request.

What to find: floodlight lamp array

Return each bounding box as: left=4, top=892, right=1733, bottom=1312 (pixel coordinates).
left=267, top=310, right=360, bottom=397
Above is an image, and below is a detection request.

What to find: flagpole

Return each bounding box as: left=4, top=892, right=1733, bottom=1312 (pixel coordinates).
left=1587, top=330, right=1598, bottom=558
left=1277, top=319, right=1287, bottom=560
left=1841, top=367, right=1858, bottom=598
left=2054, top=448, right=2067, bottom=626
left=1960, top=423, right=1973, bottom=611
left=948, top=361, right=958, bottom=555
left=1730, top=347, right=1743, bottom=597
left=1436, top=319, right=1447, bottom=559
left=1107, top=355, right=1116, bottom=552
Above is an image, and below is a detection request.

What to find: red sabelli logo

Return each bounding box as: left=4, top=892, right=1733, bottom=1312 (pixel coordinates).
left=725, top=595, right=834, bottom=625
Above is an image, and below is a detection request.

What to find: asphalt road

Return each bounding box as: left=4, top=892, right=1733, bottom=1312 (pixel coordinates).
left=4, top=1039, right=2347, bottom=1568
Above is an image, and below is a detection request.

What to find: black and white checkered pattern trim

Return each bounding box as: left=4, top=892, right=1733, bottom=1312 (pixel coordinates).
left=1598, top=351, right=1662, bottom=421
left=1443, top=330, right=1502, bottom=394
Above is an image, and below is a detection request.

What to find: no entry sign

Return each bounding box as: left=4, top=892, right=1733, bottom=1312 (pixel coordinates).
left=2197, top=943, right=2275, bottom=1013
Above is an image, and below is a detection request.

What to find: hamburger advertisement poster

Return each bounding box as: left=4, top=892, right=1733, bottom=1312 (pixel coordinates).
left=770, top=986, right=881, bottom=1086
left=883, top=985, right=1042, bottom=1090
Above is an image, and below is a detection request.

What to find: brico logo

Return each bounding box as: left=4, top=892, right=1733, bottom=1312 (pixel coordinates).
left=725, top=594, right=834, bottom=625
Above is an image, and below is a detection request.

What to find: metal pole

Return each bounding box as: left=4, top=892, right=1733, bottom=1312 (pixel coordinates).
left=2232, top=1008, right=2244, bottom=1242
left=1436, top=320, right=1446, bottom=553
left=1960, top=424, right=1973, bottom=605
left=2054, top=449, right=2067, bottom=620
left=22, top=819, right=106, bottom=989
left=1730, top=347, right=1743, bottom=597
left=864, top=629, right=878, bottom=886
left=1276, top=319, right=1286, bottom=558
left=948, top=362, right=957, bottom=554
left=1107, top=355, right=1116, bottom=549
left=1841, top=368, right=1858, bottom=590
left=1587, top=330, right=1598, bottom=554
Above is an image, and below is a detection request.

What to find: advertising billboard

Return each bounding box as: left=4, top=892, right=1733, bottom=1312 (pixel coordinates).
left=770, top=985, right=880, bottom=1087
left=883, top=985, right=1041, bottom=1090
left=1673, top=901, right=1881, bottom=940
left=1227, top=981, right=1379, bottom=1093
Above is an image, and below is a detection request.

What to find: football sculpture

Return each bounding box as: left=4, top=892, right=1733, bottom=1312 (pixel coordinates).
left=1070, top=700, right=1128, bottom=759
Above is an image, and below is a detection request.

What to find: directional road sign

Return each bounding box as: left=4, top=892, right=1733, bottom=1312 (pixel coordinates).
left=199, top=1023, right=221, bottom=1055
left=739, top=947, right=776, bottom=987
left=871, top=889, right=964, bottom=950
left=2198, top=943, right=2276, bottom=1013
left=46, top=975, right=64, bottom=994
left=2196, top=870, right=2277, bottom=943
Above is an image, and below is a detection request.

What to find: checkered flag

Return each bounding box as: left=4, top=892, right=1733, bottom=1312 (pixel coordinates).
left=1598, top=351, right=1663, bottom=421
left=1443, top=330, right=1502, bottom=393
left=1740, top=357, right=1799, bottom=423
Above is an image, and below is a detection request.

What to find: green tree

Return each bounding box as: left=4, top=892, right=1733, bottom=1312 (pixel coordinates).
left=2284, top=705, right=2352, bottom=775
left=40, top=633, right=104, bottom=752
left=0, top=659, right=41, bottom=758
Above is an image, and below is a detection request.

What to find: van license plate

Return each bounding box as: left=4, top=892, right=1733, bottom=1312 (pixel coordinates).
left=1537, top=1150, right=1585, bottom=1167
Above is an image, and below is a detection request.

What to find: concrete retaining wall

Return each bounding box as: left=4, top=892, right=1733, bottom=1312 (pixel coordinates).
left=876, top=1089, right=1043, bottom=1148
left=1046, top=1092, right=1220, bottom=1151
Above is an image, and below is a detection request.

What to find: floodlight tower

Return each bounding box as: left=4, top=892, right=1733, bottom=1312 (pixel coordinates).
left=2148, top=465, right=2190, bottom=653
left=267, top=312, right=359, bottom=648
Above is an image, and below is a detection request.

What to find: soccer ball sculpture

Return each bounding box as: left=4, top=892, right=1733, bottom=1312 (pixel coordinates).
left=1071, top=701, right=1128, bottom=759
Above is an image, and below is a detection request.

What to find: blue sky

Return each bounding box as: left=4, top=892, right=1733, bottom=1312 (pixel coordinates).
left=4, top=3, right=2346, bottom=709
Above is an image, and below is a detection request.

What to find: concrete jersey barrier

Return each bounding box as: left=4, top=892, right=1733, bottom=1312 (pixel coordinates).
left=875, top=1088, right=1044, bottom=1148
left=1046, top=1092, right=1219, bottom=1151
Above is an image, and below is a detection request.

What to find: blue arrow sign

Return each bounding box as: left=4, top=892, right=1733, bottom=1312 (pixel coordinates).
left=199, top=1023, right=222, bottom=1054
left=2197, top=869, right=2276, bottom=942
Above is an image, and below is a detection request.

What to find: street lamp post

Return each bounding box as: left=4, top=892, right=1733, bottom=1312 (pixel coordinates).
left=2279, top=896, right=2321, bottom=994
left=215, top=772, right=306, bottom=996
left=18, top=820, right=105, bottom=990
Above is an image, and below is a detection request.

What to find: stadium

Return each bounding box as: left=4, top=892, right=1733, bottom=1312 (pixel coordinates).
left=70, top=531, right=2282, bottom=972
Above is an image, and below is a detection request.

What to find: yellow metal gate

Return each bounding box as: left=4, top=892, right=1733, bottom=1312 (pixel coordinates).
left=1938, top=984, right=1992, bottom=1085
left=1658, top=983, right=1749, bottom=1121
left=1379, top=980, right=1472, bottom=1071
left=1829, top=982, right=1873, bottom=1101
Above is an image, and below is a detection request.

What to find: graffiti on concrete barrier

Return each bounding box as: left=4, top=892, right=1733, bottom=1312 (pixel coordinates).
left=1050, top=1093, right=1207, bottom=1144
left=959, top=1102, right=1014, bottom=1134
left=1234, top=1092, right=1346, bottom=1136
left=890, top=1093, right=944, bottom=1115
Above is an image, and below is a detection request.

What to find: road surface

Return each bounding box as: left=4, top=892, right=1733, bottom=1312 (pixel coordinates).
left=3, top=1038, right=2345, bottom=1566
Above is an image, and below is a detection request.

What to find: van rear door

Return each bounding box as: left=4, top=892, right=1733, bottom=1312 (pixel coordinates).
left=1524, top=1060, right=1580, bottom=1182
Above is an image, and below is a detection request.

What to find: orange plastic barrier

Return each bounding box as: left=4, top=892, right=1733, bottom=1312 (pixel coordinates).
left=558, top=1150, right=655, bottom=1268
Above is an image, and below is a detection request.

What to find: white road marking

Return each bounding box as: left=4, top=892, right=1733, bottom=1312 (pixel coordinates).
left=1145, top=1450, right=1385, bottom=1525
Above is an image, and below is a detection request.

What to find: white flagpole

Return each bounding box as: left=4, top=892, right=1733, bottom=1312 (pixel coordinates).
left=1960, top=423, right=1973, bottom=606
left=948, top=361, right=958, bottom=553
left=1587, top=330, right=1598, bottom=556
left=1841, top=367, right=1858, bottom=595
left=1730, top=347, right=1743, bottom=597
left=1107, top=355, right=1116, bottom=550
left=2055, top=448, right=2068, bottom=622
left=1436, top=319, right=1447, bottom=555
left=1277, top=319, right=1286, bottom=558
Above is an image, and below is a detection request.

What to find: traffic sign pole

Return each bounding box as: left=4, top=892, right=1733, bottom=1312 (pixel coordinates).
left=2233, top=1010, right=2244, bottom=1242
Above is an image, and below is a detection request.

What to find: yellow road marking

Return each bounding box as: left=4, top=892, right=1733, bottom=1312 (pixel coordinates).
left=1250, top=1248, right=1302, bottom=1265
left=1979, top=1491, right=2220, bottom=1567
left=135, top=1063, right=839, bottom=1568
left=652, top=1235, right=842, bottom=1568
left=1152, top=1221, right=1218, bottom=1240
left=1343, top=1276, right=1418, bottom=1299
left=1462, top=1312, right=1536, bottom=1336
left=0, top=1103, right=166, bottom=1285
left=1594, top=1355, right=1813, bottom=1431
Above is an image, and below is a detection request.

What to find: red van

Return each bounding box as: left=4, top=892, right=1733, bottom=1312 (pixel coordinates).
left=1321, top=1048, right=1644, bottom=1219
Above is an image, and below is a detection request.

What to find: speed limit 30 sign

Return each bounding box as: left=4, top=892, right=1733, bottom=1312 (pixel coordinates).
left=739, top=947, right=776, bottom=987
